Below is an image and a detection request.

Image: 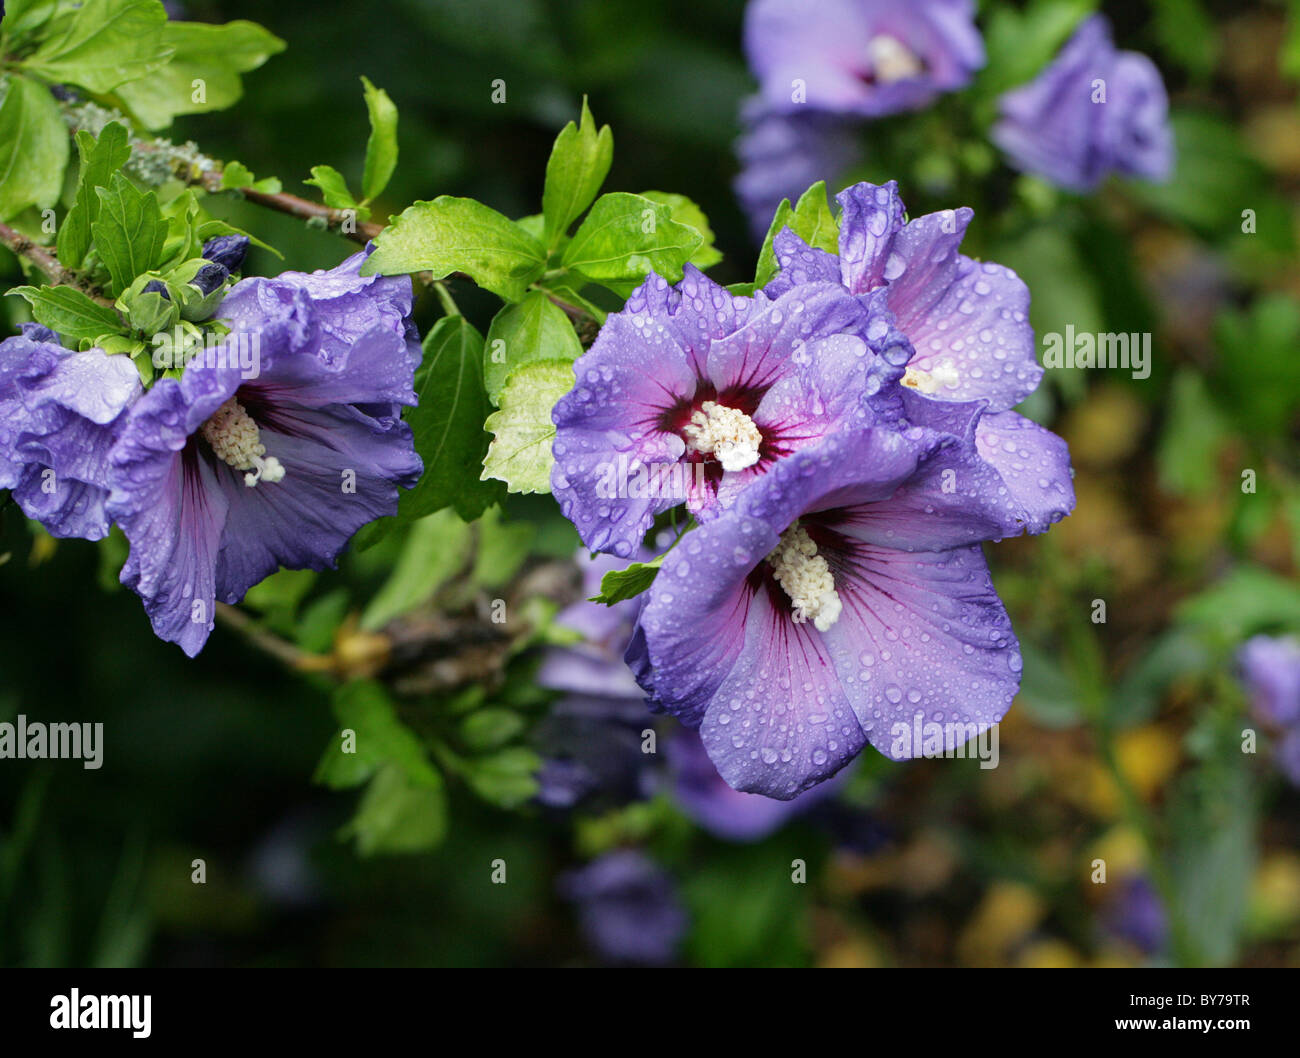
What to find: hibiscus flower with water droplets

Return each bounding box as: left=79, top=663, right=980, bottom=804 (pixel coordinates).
left=627, top=427, right=1027, bottom=798
left=550, top=265, right=911, bottom=558
left=107, top=250, right=422, bottom=656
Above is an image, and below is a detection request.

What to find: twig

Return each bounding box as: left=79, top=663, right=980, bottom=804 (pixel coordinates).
left=215, top=602, right=334, bottom=673
left=0, top=221, right=114, bottom=305
left=191, top=167, right=385, bottom=246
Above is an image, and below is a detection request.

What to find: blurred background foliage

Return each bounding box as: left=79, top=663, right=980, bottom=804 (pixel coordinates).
left=1, top=0, right=1299, bottom=967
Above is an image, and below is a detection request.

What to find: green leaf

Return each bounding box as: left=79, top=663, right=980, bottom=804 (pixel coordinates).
left=91, top=173, right=166, bottom=296
left=1151, top=0, right=1217, bottom=79
left=459, top=708, right=526, bottom=753
left=314, top=679, right=441, bottom=790
left=483, top=290, right=583, bottom=405
left=1175, top=566, right=1300, bottom=643
left=57, top=121, right=131, bottom=269
left=461, top=746, right=540, bottom=809
left=361, top=196, right=547, bottom=302
left=156, top=189, right=203, bottom=271
left=1155, top=369, right=1225, bottom=498
left=0, top=75, right=70, bottom=221
left=974, top=0, right=1095, bottom=101
left=294, top=589, right=349, bottom=654
left=1212, top=294, right=1300, bottom=439
left=22, top=0, right=170, bottom=94
left=241, top=567, right=316, bottom=635
left=754, top=181, right=839, bottom=288
left=303, top=164, right=357, bottom=210
left=640, top=191, right=723, bottom=270
left=1169, top=750, right=1255, bottom=966
left=3, top=0, right=62, bottom=39
left=113, top=20, right=285, bottom=130
left=341, top=762, right=447, bottom=856
left=481, top=359, right=574, bottom=494
left=562, top=191, right=703, bottom=296
left=471, top=505, right=535, bottom=589
left=219, top=160, right=282, bottom=195
left=1015, top=642, right=1081, bottom=729
left=540, top=282, right=606, bottom=324
left=541, top=97, right=613, bottom=248
left=360, top=76, right=398, bottom=203
left=9, top=286, right=124, bottom=345
left=395, top=314, right=502, bottom=524
left=360, top=509, right=472, bottom=631
left=591, top=557, right=664, bottom=606
left=1127, top=110, right=1265, bottom=233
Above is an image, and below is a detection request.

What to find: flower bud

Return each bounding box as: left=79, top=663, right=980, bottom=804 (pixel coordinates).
left=200, top=235, right=250, bottom=273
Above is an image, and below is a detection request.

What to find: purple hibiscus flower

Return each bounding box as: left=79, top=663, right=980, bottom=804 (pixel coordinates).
left=627, top=427, right=1025, bottom=798
left=0, top=324, right=142, bottom=540
left=769, top=181, right=1045, bottom=411
left=1238, top=635, right=1300, bottom=729
left=558, top=850, right=688, bottom=965
left=744, top=0, right=984, bottom=118
left=107, top=250, right=422, bottom=656
left=551, top=266, right=911, bottom=558
left=667, top=725, right=848, bottom=841
left=766, top=181, right=1074, bottom=534
left=992, top=14, right=1173, bottom=192
left=734, top=97, right=863, bottom=242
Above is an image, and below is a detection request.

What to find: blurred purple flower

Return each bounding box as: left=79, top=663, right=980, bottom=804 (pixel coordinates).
left=1277, top=728, right=1300, bottom=788
left=1239, top=635, right=1300, bottom=729
left=559, top=850, right=688, bottom=965
left=734, top=98, right=862, bottom=241
left=537, top=549, right=648, bottom=700
left=534, top=549, right=658, bottom=810
left=744, top=0, right=984, bottom=118
left=107, top=250, right=422, bottom=655
left=992, top=15, right=1173, bottom=192
left=1101, top=875, right=1167, bottom=955
left=0, top=324, right=141, bottom=541
left=667, top=725, right=847, bottom=841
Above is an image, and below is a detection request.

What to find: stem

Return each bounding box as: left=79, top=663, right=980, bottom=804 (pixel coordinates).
left=214, top=602, right=333, bottom=673
left=194, top=168, right=385, bottom=246
left=432, top=280, right=460, bottom=317
left=0, top=220, right=113, bottom=304
left=1063, top=602, right=1199, bottom=966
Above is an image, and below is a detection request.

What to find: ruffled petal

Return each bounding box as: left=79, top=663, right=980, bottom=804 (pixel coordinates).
left=762, top=228, right=842, bottom=299
left=886, top=210, right=1042, bottom=411
left=975, top=410, right=1076, bottom=533
left=835, top=180, right=906, bottom=295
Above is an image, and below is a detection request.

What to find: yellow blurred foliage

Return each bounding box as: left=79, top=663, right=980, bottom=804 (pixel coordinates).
left=1086, top=726, right=1181, bottom=817
left=1249, top=852, right=1300, bottom=933
left=1016, top=938, right=1084, bottom=968
left=957, top=881, right=1044, bottom=966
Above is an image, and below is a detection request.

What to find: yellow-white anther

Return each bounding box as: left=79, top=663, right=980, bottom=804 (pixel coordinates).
left=682, top=400, right=763, bottom=472
left=199, top=396, right=286, bottom=488
left=867, top=35, right=924, bottom=83
left=766, top=523, right=842, bottom=632
left=902, top=360, right=960, bottom=395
